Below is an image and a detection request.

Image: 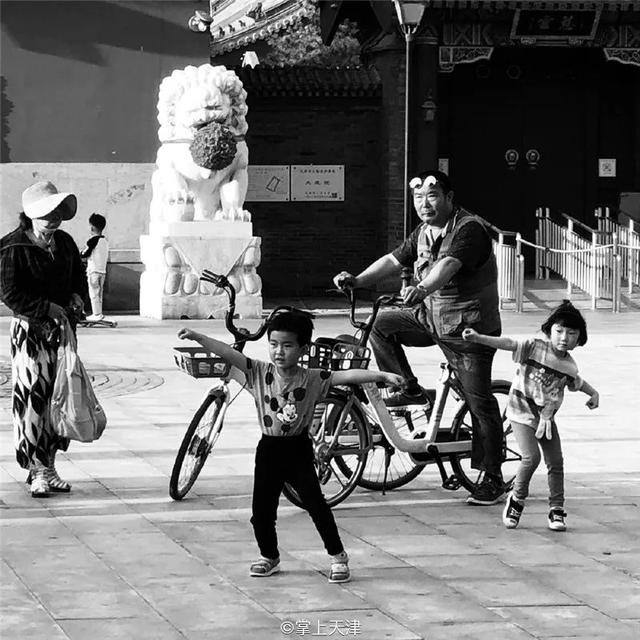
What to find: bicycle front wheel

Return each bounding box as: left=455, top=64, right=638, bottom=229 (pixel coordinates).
left=448, top=381, right=521, bottom=492
left=356, top=404, right=427, bottom=490
left=169, top=389, right=226, bottom=500
left=283, top=390, right=369, bottom=509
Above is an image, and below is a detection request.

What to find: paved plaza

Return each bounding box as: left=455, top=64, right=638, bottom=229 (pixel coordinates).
left=1, top=290, right=640, bottom=640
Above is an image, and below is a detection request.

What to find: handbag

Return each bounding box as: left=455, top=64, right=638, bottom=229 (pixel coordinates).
left=50, top=318, right=107, bottom=442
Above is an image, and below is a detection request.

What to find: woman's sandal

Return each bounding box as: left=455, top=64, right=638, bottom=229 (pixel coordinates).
left=44, top=467, right=72, bottom=492
left=249, top=557, right=280, bottom=577
left=30, top=471, right=50, bottom=498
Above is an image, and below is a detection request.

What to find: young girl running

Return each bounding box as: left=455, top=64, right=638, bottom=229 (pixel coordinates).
left=463, top=301, right=599, bottom=532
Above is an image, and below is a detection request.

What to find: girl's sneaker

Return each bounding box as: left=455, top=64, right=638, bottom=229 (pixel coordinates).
left=329, top=551, right=350, bottom=584
left=502, top=493, right=524, bottom=528
left=548, top=508, right=567, bottom=531
left=249, top=556, right=280, bottom=577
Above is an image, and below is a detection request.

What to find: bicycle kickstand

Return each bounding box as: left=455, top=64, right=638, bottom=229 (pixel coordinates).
left=426, top=445, right=461, bottom=491
left=381, top=445, right=394, bottom=496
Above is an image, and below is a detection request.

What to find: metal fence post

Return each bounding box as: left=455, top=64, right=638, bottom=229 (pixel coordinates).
left=516, top=254, right=525, bottom=313
left=566, top=219, right=573, bottom=298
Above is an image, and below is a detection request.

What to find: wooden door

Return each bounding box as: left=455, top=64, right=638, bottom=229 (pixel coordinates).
left=444, top=48, right=590, bottom=249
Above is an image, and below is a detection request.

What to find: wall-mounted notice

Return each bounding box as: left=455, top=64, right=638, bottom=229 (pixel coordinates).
left=246, top=165, right=290, bottom=201
left=598, top=159, right=616, bottom=178
left=290, top=165, right=344, bottom=201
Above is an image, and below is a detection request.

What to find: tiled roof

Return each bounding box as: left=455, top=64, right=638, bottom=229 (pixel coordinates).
left=235, top=65, right=382, bottom=98
left=207, top=0, right=639, bottom=55
left=423, top=1, right=639, bottom=7
left=208, top=0, right=309, bottom=55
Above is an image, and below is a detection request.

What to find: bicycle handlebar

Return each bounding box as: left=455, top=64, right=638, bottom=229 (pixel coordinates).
left=331, top=286, right=404, bottom=347
left=201, top=270, right=296, bottom=348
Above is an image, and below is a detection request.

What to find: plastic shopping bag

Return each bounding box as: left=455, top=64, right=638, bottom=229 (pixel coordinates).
left=50, top=319, right=107, bottom=442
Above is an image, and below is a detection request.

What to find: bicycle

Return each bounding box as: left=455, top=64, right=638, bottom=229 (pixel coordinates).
left=169, top=270, right=376, bottom=503
left=281, top=286, right=522, bottom=509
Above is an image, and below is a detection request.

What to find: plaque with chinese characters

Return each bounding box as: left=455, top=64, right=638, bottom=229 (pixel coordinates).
left=511, top=9, right=601, bottom=42
left=290, top=165, right=345, bottom=202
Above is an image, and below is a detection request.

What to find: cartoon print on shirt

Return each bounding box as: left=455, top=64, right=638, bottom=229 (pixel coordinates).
left=528, top=367, right=567, bottom=407
left=262, top=380, right=307, bottom=434
left=277, top=401, right=298, bottom=432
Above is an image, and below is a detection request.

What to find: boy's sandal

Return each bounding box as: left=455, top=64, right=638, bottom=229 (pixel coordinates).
left=249, top=557, right=280, bottom=577
left=328, top=562, right=350, bottom=584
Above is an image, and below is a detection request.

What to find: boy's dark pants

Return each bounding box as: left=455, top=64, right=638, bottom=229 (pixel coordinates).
left=251, top=432, right=344, bottom=560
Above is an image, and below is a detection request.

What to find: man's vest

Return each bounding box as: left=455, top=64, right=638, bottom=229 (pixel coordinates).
left=414, top=207, right=501, bottom=338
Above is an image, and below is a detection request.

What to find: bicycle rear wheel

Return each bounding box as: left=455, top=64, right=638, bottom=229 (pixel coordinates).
left=355, top=404, right=427, bottom=490
left=283, top=390, right=369, bottom=508
left=448, top=381, right=521, bottom=492
left=169, top=389, right=226, bottom=500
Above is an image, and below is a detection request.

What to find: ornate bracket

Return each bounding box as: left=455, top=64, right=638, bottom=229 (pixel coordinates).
left=439, top=46, right=494, bottom=73
left=604, top=48, right=640, bottom=67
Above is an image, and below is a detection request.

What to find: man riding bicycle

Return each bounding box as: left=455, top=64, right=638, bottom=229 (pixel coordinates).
left=333, top=170, right=505, bottom=505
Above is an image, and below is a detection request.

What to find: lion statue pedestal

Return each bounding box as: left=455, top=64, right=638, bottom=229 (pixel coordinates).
left=139, top=64, right=262, bottom=319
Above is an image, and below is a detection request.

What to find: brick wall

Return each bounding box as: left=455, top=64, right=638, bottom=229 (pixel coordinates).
left=245, top=97, right=383, bottom=296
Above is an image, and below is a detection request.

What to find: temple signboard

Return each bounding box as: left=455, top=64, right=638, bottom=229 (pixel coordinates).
left=511, top=8, right=601, bottom=42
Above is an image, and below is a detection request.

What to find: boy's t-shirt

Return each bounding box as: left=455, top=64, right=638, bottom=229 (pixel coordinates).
left=506, top=338, right=583, bottom=428
left=244, top=359, right=334, bottom=436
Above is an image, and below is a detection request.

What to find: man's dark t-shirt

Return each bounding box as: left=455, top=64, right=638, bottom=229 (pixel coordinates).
left=392, top=218, right=492, bottom=275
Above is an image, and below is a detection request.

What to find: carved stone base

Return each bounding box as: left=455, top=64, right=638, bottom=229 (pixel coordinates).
left=139, top=221, right=262, bottom=319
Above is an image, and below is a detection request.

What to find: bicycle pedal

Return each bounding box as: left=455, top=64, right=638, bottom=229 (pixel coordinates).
left=442, top=475, right=461, bottom=491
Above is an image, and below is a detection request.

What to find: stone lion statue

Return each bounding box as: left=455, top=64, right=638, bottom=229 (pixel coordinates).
left=150, top=64, right=250, bottom=223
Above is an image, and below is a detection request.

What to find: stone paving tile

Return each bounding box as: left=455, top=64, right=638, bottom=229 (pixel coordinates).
left=346, top=567, right=501, bottom=627
left=410, top=553, right=528, bottom=581
left=448, top=576, right=579, bottom=607
left=290, top=539, right=410, bottom=571
left=57, top=617, right=185, bottom=640
left=337, top=513, right=440, bottom=538
left=595, top=550, right=640, bottom=578
left=418, top=621, right=537, bottom=640
left=532, top=564, right=640, bottom=619
left=1, top=560, right=70, bottom=640
left=364, top=532, right=490, bottom=557
left=160, top=601, right=279, bottom=638
left=491, top=604, right=638, bottom=639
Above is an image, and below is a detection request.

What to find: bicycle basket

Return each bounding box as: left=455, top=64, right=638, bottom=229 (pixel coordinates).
left=302, top=340, right=370, bottom=371
left=173, top=347, right=231, bottom=378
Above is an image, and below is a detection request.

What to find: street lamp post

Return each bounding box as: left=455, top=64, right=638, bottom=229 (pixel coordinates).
left=393, top=1, right=426, bottom=239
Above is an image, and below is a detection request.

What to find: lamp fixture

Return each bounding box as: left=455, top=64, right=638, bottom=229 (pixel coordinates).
left=421, top=91, right=437, bottom=123
left=188, top=9, right=213, bottom=33
left=393, top=0, right=427, bottom=40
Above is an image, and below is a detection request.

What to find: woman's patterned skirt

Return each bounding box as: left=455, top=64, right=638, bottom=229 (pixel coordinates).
left=10, top=318, right=69, bottom=469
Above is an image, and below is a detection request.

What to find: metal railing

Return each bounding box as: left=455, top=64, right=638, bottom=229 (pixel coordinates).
left=477, top=216, right=525, bottom=312
left=595, top=207, right=640, bottom=294
left=531, top=207, right=640, bottom=312
left=476, top=207, right=639, bottom=313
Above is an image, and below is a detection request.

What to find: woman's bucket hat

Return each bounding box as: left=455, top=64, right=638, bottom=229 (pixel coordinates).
left=22, top=181, right=77, bottom=220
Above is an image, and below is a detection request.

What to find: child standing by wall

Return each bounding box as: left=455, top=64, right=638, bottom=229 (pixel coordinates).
left=178, top=311, right=404, bottom=583
left=81, top=213, right=109, bottom=321
left=463, top=301, right=599, bottom=532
